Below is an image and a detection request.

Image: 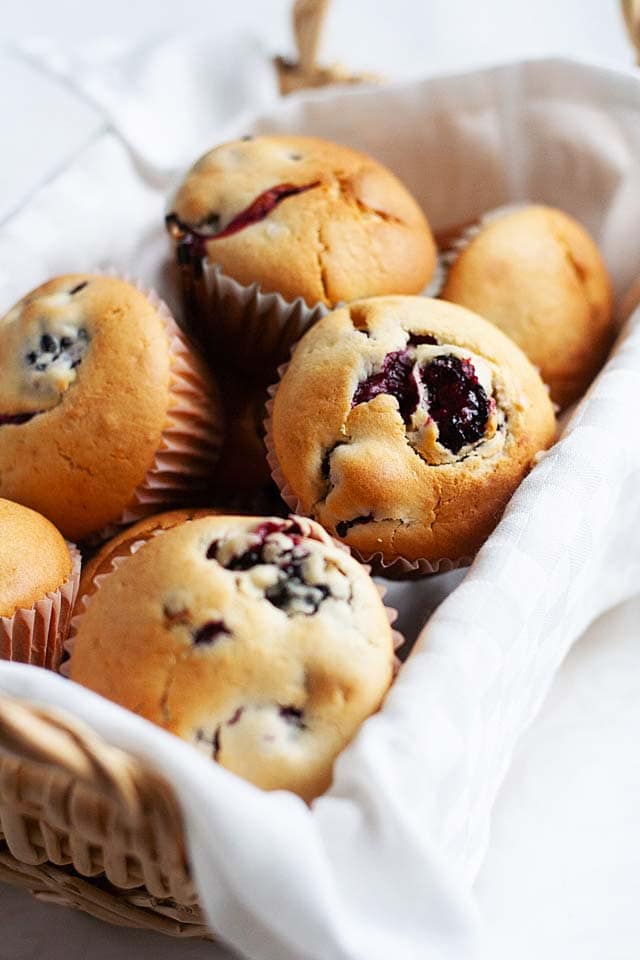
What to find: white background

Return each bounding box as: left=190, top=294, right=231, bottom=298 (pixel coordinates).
left=1, top=3, right=639, bottom=959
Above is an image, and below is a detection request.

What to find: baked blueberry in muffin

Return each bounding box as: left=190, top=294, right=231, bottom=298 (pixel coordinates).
left=269, top=296, right=556, bottom=569
left=0, top=275, right=224, bottom=541
left=70, top=514, right=396, bottom=801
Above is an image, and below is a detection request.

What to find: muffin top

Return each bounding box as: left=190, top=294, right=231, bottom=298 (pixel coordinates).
left=0, top=498, right=72, bottom=617
left=70, top=514, right=394, bottom=801
left=167, top=135, right=437, bottom=306
left=77, top=507, right=226, bottom=602
left=440, top=205, right=614, bottom=409
left=271, top=296, right=556, bottom=565
left=0, top=275, right=174, bottom=541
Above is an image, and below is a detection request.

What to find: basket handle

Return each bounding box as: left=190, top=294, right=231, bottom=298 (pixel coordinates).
left=0, top=693, right=175, bottom=828
left=293, top=0, right=330, bottom=76
left=622, top=0, right=640, bottom=63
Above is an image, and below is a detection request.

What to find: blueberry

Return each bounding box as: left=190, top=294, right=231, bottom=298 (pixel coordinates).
left=279, top=706, right=305, bottom=727
left=192, top=620, right=231, bottom=645
left=421, top=355, right=489, bottom=453
left=40, top=333, right=57, bottom=353
left=352, top=350, right=419, bottom=424
left=210, top=523, right=340, bottom=616
left=335, top=516, right=371, bottom=539
left=351, top=346, right=490, bottom=453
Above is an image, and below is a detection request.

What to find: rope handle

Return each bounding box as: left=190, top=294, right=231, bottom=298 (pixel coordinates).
left=276, top=0, right=380, bottom=94
left=622, top=0, right=640, bottom=63
left=0, top=693, right=179, bottom=830
left=293, top=0, right=330, bottom=76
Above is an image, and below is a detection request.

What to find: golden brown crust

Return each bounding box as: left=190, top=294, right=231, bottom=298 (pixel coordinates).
left=171, top=135, right=436, bottom=306
left=77, top=507, right=226, bottom=602
left=0, top=498, right=72, bottom=617
left=271, top=296, right=557, bottom=565
left=441, top=205, right=615, bottom=409
left=70, top=514, right=394, bottom=802
left=0, top=276, right=174, bottom=541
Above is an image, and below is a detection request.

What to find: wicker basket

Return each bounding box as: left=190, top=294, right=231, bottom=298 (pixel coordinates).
left=0, top=696, right=208, bottom=937
left=0, top=0, right=636, bottom=943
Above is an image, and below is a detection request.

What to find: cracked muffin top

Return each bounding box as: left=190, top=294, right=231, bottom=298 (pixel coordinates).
left=0, top=275, right=211, bottom=541
left=70, top=514, right=395, bottom=802
left=439, top=205, right=614, bottom=409
left=270, top=296, right=556, bottom=567
left=0, top=498, right=72, bottom=618
left=166, top=135, right=437, bottom=306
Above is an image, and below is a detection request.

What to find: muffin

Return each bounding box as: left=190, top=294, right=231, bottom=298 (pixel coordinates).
left=70, top=514, right=396, bottom=801
left=166, top=134, right=437, bottom=370
left=268, top=296, right=556, bottom=571
left=439, top=205, right=614, bottom=409
left=0, top=275, right=224, bottom=542
left=0, top=498, right=80, bottom=668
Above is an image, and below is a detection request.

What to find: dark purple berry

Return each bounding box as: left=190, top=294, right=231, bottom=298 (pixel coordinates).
left=352, top=350, right=419, bottom=424
left=0, top=411, right=39, bottom=426
left=422, top=355, right=489, bottom=453
left=279, top=706, right=305, bottom=728
left=166, top=181, right=320, bottom=257
left=335, top=515, right=372, bottom=538
left=192, top=620, right=231, bottom=645
left=40, top=333, right=57, bottom=353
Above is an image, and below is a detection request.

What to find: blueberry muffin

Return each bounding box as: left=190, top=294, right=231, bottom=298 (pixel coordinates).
left=439, top=205, right=614, bottom=409
left=0, top=275, right=224, bottom=541
left=70, top=514, right=395, bottom=801
left=269, top=296, right=556, bottom=570
left=0, top=498, right=80, bottom=667
left=166, top=135, right=437, bottom=368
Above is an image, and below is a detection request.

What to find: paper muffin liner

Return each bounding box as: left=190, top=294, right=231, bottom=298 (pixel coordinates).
left=0, top=542, right=81, bottom=671
left=64, top=515, right=403, bottom=675
left=264, top=365, right=473, bottom=579
left=92, top=274, right=226, bottom=543
left=62, top=537, right=151, bottom=675
left=174, top=249, right=330, bottom=374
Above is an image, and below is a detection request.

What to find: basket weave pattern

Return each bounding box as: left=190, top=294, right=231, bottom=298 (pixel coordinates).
left=0, top=696, right=209, bottom=938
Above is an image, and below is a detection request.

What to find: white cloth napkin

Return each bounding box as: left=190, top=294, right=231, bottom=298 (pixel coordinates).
left=0, top=49, right=640, bottom=960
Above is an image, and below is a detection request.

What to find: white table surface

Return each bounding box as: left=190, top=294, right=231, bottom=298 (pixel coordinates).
left=1, top=2, right=638, bottom=958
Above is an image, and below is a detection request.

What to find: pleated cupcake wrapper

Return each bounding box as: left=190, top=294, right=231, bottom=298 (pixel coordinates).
left=92, top=273, right=225, bottom=544
left=264, top=364, right=473, bottom=579
left=431, top=201, right=531, bottom=297
left=64, top=520, right=403, bottom=675
left=0, top=542, right=81, bottom=671
left=178, top=256, right=330, bottom=374
left=62, top=537, right=152, bottom=676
